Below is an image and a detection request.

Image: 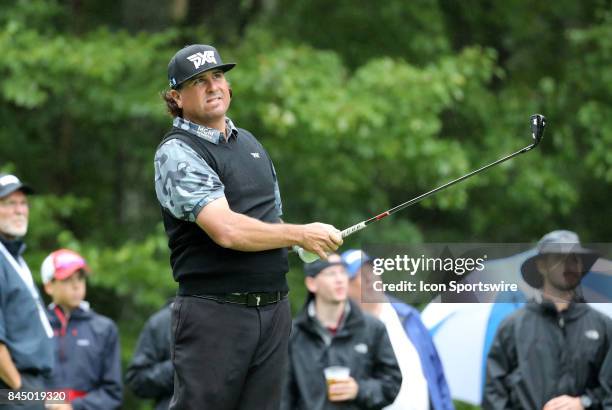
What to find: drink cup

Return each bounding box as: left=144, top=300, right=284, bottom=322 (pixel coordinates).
left=323, top=366, right=350, bottom=400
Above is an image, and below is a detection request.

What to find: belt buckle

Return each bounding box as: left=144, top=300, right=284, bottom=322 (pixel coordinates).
left=247, top=293, right=262, bottom=307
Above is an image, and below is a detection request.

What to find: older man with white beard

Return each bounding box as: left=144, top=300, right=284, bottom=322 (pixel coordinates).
left=0, top=173, right=53, bottom=410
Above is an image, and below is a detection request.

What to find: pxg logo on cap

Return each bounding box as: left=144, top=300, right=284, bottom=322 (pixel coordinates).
left=187, top=51, right=217, bottom=69
left=168, top=44, right=236, bottom=89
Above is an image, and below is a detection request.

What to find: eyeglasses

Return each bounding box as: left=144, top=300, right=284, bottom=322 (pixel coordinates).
left=0, top=199, right=29, bottom=209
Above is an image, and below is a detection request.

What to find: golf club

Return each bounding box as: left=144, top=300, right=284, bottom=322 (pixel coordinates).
left=294, top=114, right=547, bottom=263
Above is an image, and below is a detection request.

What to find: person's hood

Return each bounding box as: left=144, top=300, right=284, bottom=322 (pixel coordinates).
left=527, top=296, right=590, bottom=322
left=295, top=298, right=365, bottom=340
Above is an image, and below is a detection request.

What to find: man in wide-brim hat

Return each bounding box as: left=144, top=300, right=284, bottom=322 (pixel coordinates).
left=483, top=230, right=612, bottom=410
left=520, top=230, right=599, bottom=300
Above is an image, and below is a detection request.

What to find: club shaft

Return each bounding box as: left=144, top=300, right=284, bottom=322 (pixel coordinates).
left=341, top=143, right=536, bottom=238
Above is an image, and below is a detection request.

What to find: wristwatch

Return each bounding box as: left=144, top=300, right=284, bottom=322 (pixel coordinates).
left=580, top=394, right=592, bottom=408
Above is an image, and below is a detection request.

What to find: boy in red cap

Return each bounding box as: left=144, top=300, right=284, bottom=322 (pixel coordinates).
left=41, top=249, right=122, bottom=410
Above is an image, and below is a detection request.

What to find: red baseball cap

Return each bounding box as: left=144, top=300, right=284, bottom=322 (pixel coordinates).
left=41, top=249, right=91, bottom=284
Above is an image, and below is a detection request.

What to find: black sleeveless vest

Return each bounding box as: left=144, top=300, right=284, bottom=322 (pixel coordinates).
left=159, top=127, right=288, bottom=294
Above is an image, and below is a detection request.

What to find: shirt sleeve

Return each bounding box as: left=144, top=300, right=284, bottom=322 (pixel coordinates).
left=154, top=139, right=225, bottom=222
left=482, top=319, right=515, bottom=409
left=271, top=162, right=283, bottom=218
left=354, top=322, right=403, bottom=409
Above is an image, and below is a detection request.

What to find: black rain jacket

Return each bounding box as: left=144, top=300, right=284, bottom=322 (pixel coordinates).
left=483, top=299, right=612, bottom=410
left=125, top=303, right=173, bottom=410
left=282, top=299, right=402, bottom=410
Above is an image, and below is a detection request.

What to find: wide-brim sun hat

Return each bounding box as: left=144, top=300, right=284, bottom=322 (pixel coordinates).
left=520, top=230, right=599, bottom=288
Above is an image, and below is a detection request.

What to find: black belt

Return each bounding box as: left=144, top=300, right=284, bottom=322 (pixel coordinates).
left=191, top=291, right=288, bottom=307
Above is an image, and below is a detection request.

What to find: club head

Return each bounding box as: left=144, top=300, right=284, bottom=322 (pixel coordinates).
left=530, top=114, right=546, bottom=147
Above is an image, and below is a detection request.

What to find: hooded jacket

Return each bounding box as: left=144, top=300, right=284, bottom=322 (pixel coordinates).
left=282, top=299, right=402, bottom=410
left=483, top=299, right=612, bottom=409
left=46, top=303, right=123, bottom=410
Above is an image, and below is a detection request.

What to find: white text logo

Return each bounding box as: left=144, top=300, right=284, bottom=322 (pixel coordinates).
left=585, top=330, right=600, bottom=340
left=354, top=343, right=368, bottom=354
left=187, top=51, right=217, bottom=69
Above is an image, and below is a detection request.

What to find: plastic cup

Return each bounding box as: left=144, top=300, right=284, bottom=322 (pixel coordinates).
left=323, top=366, right=350, bottom=399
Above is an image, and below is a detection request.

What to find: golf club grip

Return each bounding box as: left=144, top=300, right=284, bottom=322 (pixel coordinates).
left=293, top=221, right=367, bottom=263
left=341, top=221, right=367, bottom=238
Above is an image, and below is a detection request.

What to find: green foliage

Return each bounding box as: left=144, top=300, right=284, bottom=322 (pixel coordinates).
left=264, top=0, right=450, bottom=68
left=0, top=11, right=182, bottom=244
left=1, top=0, right=612, bottom=408
left=233, top=34, right=498, bottom=238
left=455, top=400, right=480, bottom=410
left=568, top=9, right=612, bottom=183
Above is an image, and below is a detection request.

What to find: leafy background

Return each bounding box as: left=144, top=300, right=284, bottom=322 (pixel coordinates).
left=1, top=0, right=611, bottom=408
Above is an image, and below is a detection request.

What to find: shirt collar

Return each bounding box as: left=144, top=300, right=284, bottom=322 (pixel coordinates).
left=307, top=300, right=351, bottom=332
left=0, top=236, right=26, bottom=259
left=173, top=117, right=238, bottom=145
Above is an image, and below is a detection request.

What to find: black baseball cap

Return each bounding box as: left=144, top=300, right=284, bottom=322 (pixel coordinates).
left=0, top=173, right=34, bottom=198
left=168, top=44, right=236, bottom=89
left=304, top=259, right=347, bottom=277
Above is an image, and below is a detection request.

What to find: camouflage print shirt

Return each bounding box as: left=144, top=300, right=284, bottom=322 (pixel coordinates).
left=154, top=117, right=283, bottom=222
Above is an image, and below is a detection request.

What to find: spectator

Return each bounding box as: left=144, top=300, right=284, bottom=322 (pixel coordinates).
left=282, top=254, right=402, bottom=410
left=483, top=230, right=612, bottom=410
left=41, top=249, right=122, bottom=410
left=342, top=249, right=455, bottom=410
left=0, top=173, right=53, bottom=410
left=126, top=300, right=173, bottom=410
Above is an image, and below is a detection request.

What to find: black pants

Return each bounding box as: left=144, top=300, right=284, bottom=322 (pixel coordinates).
left=169, top=295, right=291, bottom=410
left=0, top=373, right=46, bottom=410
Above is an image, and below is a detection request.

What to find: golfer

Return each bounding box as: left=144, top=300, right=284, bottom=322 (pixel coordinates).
left=154, top=44, right=342, bottom=410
